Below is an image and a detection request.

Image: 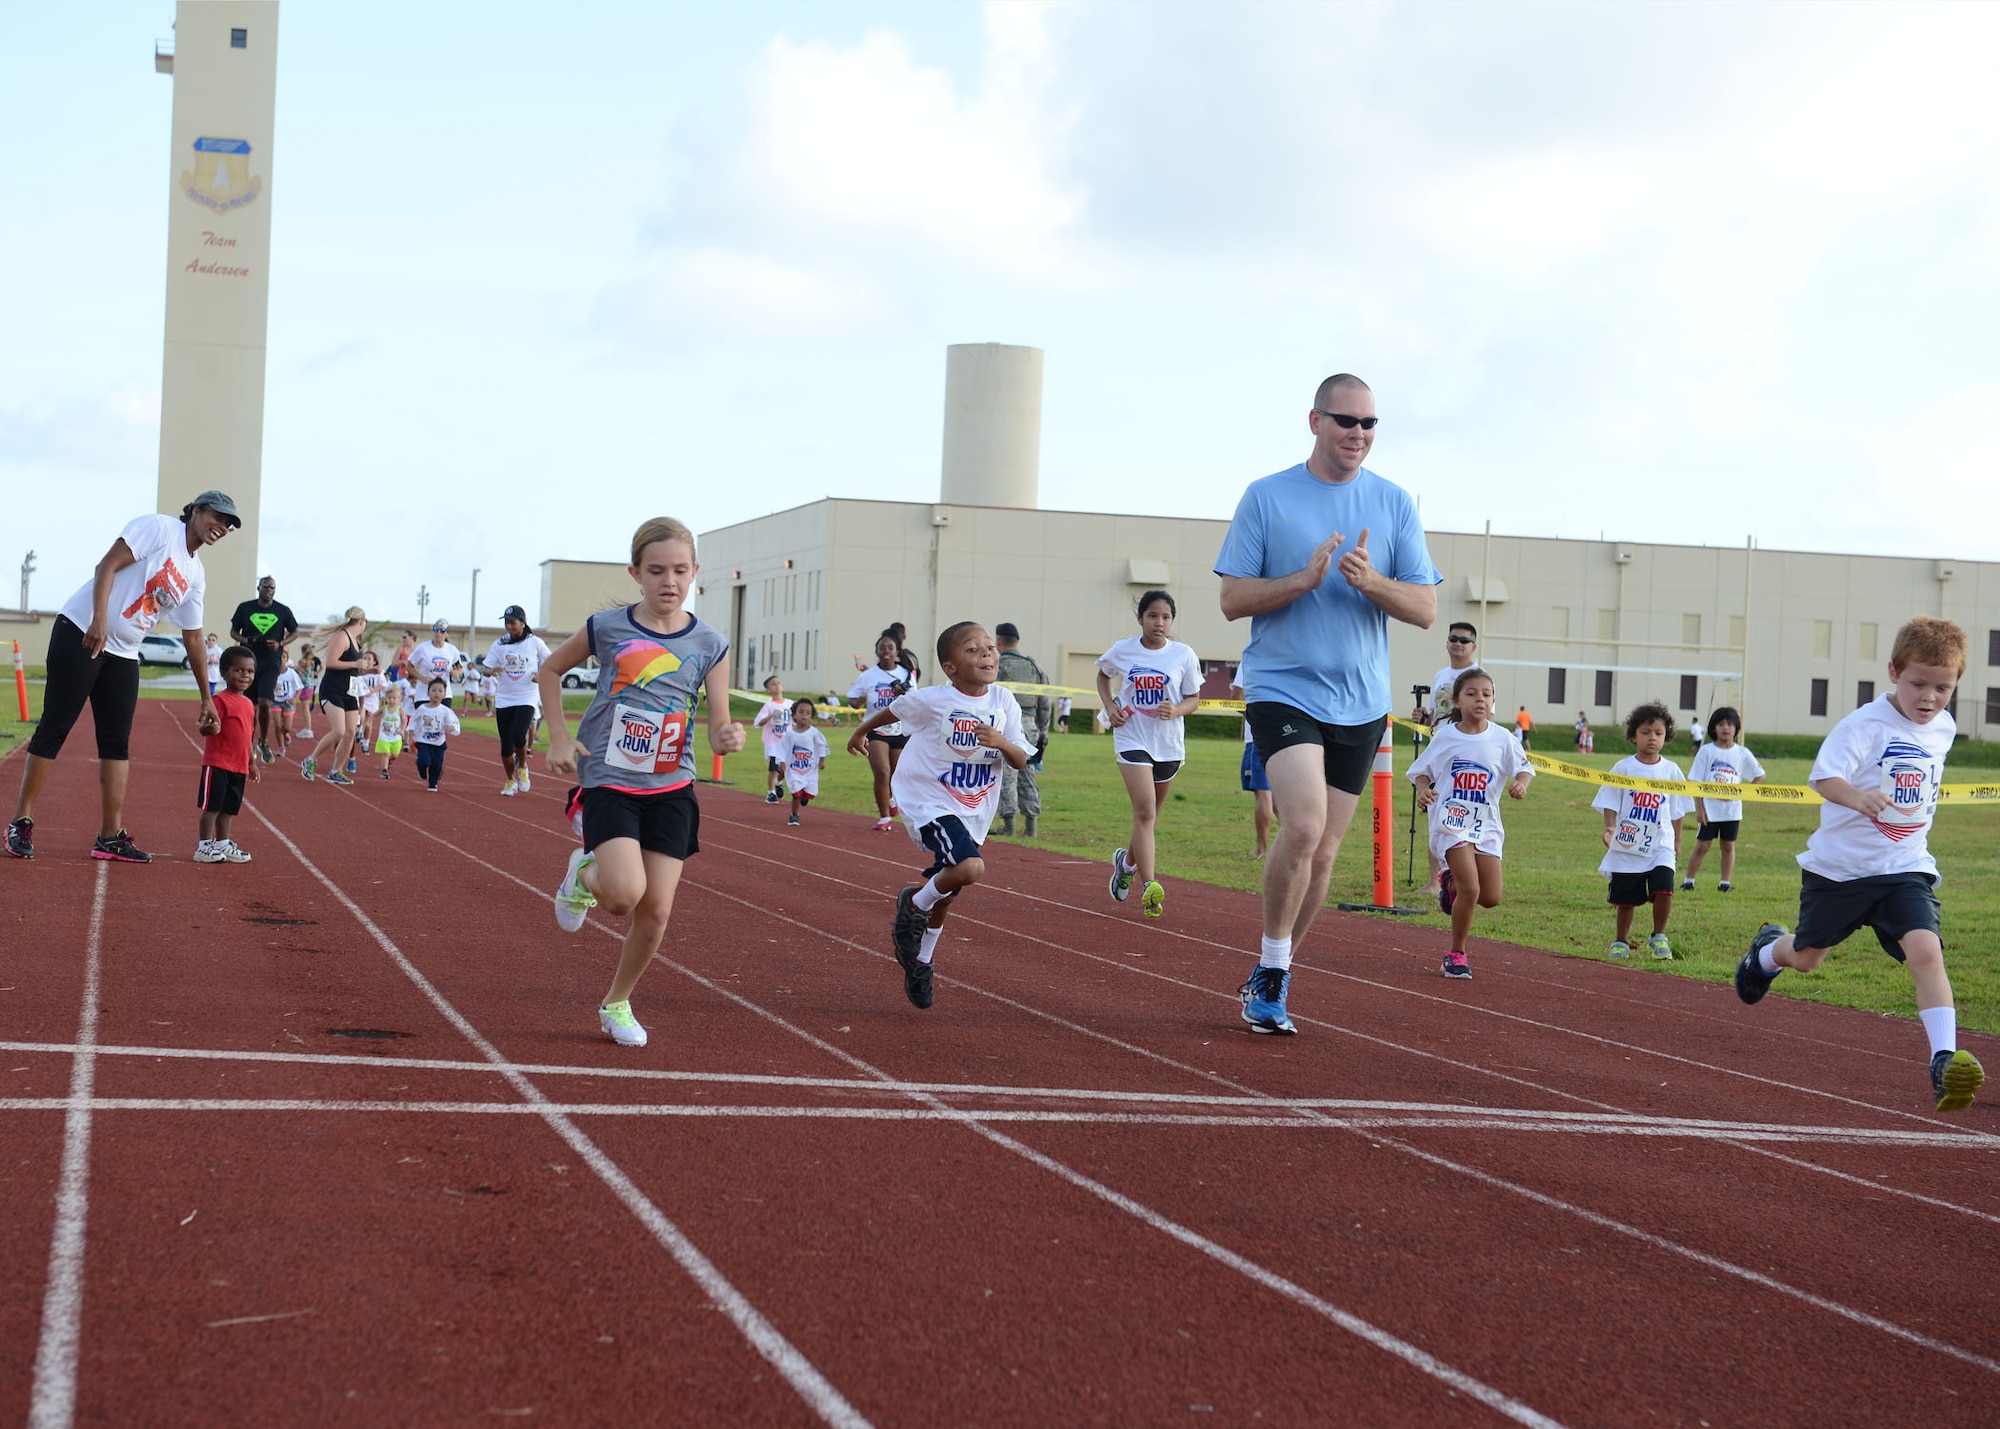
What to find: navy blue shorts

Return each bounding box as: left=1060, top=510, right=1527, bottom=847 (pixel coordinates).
left=917, top=815, right=981, bottom=881
left=1239, top=743, right=1270, bottom=793
left=1794, top=870, right=1940, bottom=963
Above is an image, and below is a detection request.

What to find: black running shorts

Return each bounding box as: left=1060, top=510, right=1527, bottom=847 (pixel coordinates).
left=581, top=784, right=701, bottom=860
left=1794, top=870, right=1940, bottom=963
left=1245, top=702, right=1386, bottom=796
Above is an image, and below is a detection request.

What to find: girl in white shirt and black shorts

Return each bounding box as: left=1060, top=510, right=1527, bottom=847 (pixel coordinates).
left=1096, top=590, right=1205, bottom=919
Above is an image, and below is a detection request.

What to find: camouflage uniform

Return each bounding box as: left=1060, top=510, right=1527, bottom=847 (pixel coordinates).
left=995, top=645, right=1050, bottom=830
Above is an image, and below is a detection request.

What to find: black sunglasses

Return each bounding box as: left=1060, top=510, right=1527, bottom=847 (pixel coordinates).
left=1314, top=409, right=1379, bottom=430
left=1446, top=635, right=1474, bottom=644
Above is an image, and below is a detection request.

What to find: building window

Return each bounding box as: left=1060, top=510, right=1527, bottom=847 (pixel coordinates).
left=1987, top=688, right=2000, bottom=725
left=1989, top=630, right=2000, bottom=666
left=1858, top=680, right=1875, bottom=708
left=1596, top=609, right=1618, bottom=641
left=1858, top=622, right=1878, bottom=662
left=1810, top=678, right=1829, bottom=717
left=1550, top=607, right=1570, bottom=638
left=1729, top=615, right=1746, bottom=649
left=1547, top=668, right=1566, bottom=704
left=1679, top=675, right=1697, bottom=710
left=1812, top=620, right=1833, bottom=659
left=230, top=27, right=247, bottom=47
left=1594, top=670, right=1613, bottom=707
left=1682, top=613, right=1700, bottom=646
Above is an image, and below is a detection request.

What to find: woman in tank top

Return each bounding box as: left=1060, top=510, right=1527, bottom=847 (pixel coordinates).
left=302, top=607, right=367, bottom=785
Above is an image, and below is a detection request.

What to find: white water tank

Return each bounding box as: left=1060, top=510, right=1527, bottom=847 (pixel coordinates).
left=940, top=343, right=1042, bottom=509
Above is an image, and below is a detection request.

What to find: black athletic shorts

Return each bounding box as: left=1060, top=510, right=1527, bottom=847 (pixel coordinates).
left=1118, top=749, right=1183, bottom=783
left=494, top=703, right=535, bottom=751
left=1245, top=702, right=1386, bottom=796
left=867, top=730, right=909, bottom=751
left=319, top=691, right=359, bottom=714
left=1696, top=820, right=1741, bottom=844
left=1607, top=866, right=1675, bottom=905
left=251, top=653, right=281, bottom=704
left=27, top=615, right=140, bottom=762
left=1794, top=870, right=1940, bottom=963
left=917, top=814, right=981, bottom=881
left=581, top=784, right=701, bottom=860
left=197, top=765, right=246, bottom=815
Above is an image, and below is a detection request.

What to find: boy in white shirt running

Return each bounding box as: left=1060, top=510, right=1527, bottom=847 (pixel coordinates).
left=407, top=678, right=463, bottom=790
left=1593, top=701, right=1695, bottom=959
left=781, top=699, right=829, bottom=826
left=1736, top=617, right=1982, bottom=1111
left=847, top=622, right=1032, bottom=1010
left=752, top=675, right=791, bottom=804
left=1681, top=705, right=1765, bottom=892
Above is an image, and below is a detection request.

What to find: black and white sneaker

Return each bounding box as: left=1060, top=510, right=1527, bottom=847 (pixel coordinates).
left=766, top=789, right=783, bottom=804
left=892, top=887, right=934, bottom=1009
left=4, top=817, right=31, bottom=860
left=1735, top=924, right=1785, bottom=1005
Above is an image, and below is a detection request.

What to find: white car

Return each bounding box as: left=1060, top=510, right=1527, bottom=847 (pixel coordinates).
left=136, top=634, right=190, bottom=668
left=559, top=664, right=600, bottom=690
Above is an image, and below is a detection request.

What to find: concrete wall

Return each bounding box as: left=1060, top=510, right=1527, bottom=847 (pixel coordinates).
left=539, top=559, right=639, bottom=636
left=696, top=502, right=2000, bottom=737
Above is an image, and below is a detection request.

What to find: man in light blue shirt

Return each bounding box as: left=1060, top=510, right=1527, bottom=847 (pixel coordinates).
left=1215, top=373, right=1441, bottom=1034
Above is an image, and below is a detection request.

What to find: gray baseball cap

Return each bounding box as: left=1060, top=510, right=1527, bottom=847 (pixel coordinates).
left=182, top=490, right=242, bottom=528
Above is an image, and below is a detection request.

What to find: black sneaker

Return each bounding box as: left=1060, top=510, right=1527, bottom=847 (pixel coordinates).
left=1735, top=924, right=1784, bottom=1005
left=90, top=830, right=152, bottom=863
left=1932, top=1049, right=1985, bottom=1112
left=787, top=811, right=800, bottom=826
left=4, top=817, right=32, bottom=859
left=765, top=790, right=783, bottom=804
left=1437, top=866, right=1455, bottom=915
left=892, top=887, right=934, bottom=1009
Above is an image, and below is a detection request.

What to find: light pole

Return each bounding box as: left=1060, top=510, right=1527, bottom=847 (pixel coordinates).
left=19, top=550, right=34, bottom=612
left=416, top=584, right=430, bottom=625
left=468, top=568, right=480, bottom=659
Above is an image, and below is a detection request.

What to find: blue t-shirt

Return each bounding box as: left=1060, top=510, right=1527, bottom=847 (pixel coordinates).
left=1213, top=463, right=1440, bottom=724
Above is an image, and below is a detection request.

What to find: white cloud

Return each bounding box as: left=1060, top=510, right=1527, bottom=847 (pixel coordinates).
left=0, top=385, right=158, bottom=472
left=612, top=247, right=895, bottom=339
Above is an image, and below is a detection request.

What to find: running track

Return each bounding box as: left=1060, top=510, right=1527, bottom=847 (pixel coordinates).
left=3, top=704, right=1996, bottom=1427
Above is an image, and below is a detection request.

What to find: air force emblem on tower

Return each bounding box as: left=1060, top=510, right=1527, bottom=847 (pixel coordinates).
left=181, top=137, right=263, bottom=214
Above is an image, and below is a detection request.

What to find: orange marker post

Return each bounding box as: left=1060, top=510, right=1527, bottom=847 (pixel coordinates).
left=1338, top=725, right=1424, bottom=916
left=12, top=640, right=27, bottom=722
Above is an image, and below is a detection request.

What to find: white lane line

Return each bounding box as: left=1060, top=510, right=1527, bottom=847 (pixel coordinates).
left=27, top=862, right=108, bottom=1429
left=218, top=798, right=869, bottom=1424
left=370, top=803, right=1570, bottom=1427
left=1, top=1096, right=1993, bottom=1148
left=357, top=757, right=2000, bottom=1386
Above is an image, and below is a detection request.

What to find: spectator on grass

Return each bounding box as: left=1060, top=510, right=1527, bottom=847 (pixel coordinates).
left=6, top=492, right=239, bottom=862
left=1216, top=372, right=1440, bottom=1035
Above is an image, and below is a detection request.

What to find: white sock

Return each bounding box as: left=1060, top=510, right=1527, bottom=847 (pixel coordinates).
left=917, top=927, right=942, bottom=965
left=1259, top=934, right=1293, bottom=970
left=1920, top=1006, right=1957, bottom=1058
left=912, top=877, right=944, bottom=913
left=1758, top=941, right=1783, bottom=977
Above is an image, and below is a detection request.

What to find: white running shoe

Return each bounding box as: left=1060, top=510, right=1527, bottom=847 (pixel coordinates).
left=500, top=781, right=518, bottom=797
left=217, top=840, right=252, bottom=863
left=599, top=1000, right=647, bottom=1047
left=193, top=840, right=225, bottom=864
left=517, top=769, right=530, bottom=792
left=555, top=847, right=598, bottom=933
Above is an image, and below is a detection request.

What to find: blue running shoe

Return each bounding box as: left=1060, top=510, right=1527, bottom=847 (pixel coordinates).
left=1239, top=966, right=1296, bottom=1035
left=1932, top=1049, right=1984, bottom=1112
left=1736, top=924, right=1784, bottom=1005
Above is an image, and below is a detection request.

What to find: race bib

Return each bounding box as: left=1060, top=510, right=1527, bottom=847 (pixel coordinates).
left=603, top=702, right=689, bottom=775
left=1612, top=819, right=1658, bottom=856
left=939, top=708, right=999, bottom=763
left=1439, top=799, right=1484, bottom=842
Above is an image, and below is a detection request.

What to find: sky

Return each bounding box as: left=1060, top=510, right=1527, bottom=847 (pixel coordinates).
left=5, top=1, right=1999, bottom=628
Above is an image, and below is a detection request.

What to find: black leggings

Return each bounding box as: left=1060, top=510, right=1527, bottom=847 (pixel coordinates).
left=28, top=616, right=141, bottom=761
left=494, top=703, right=535, bottom=755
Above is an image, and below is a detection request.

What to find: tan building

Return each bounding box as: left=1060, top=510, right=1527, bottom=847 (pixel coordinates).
left=690, top=504, right=1999, bottom=741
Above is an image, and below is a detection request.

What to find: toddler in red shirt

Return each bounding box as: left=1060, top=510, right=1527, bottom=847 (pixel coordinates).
left=196, top=646, right=261, bottom=863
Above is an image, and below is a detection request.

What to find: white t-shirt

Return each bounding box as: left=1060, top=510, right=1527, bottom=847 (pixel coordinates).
left=1408, top=721, right=1532, bottom=859
left=1690, top=720, right=1705, bottom=747
left=1429, top=664, right=1469, bottom=727
left=1800, top=696, right=1956, bottom=882
left=887, top=684, right=1032, bottom=845
left=273, top=669, right=303, bottom=706
left=408, top=703, right=462, bottom=746
left=1098, top=637, right=1204, bottom=763
left=1593, top=757, right=1697, bottom=875
left=405, top=640, right=463, bottom=689
left=354, top=672, right=386, bottom=713
left=482, top=635, right=552, bottom=709
left=753, top=698, right=794, bottom=757
left=1688, top=742, right=1766, bottom=824
left=59, top=514, right=207, bottom=659
left=849, top=665, right=909, bottom=738
left=781, top=724, right=830, bottom=796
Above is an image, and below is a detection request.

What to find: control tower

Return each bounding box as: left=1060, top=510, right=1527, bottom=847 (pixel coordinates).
left=154, top=1, right=280, bottom=613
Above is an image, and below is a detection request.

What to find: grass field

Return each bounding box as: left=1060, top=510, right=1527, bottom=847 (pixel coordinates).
left=5, top=676, right=1993, bottom=1032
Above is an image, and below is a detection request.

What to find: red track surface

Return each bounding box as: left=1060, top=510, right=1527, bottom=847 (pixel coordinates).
left=4, top=704, right=1998, bottom=1427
